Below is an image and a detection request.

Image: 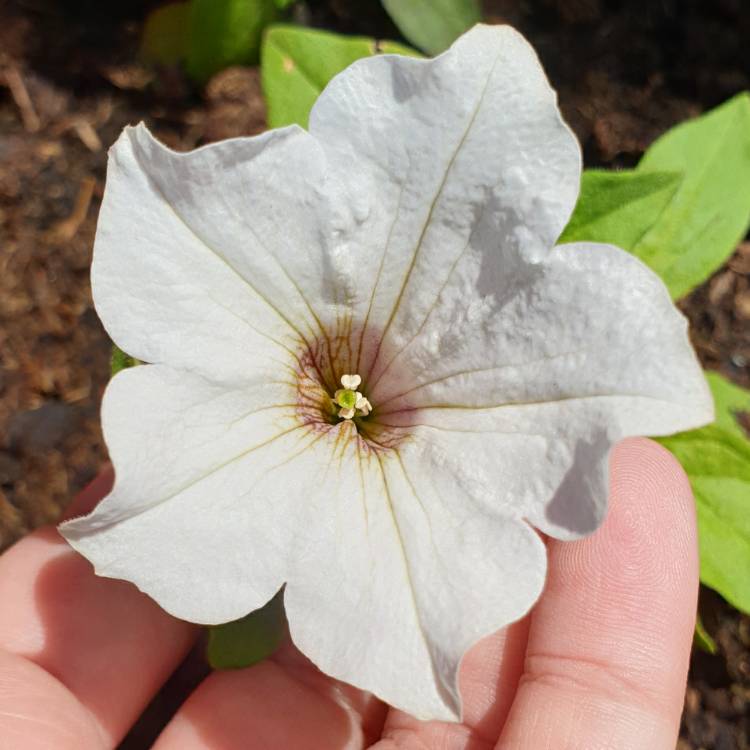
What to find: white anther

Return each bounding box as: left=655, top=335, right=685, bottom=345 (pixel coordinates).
left=339, top=406, right=356, bottom=420
left=340, top=374, right=362, bottom=390
left=356, top=396, right=372, bottom=416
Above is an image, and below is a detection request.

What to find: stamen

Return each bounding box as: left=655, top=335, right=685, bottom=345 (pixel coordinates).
left=334, top=374, right=371, bottom=420
left=341, top=374, right=361, bottom=390
left=355, top=395, right=372, bottom=416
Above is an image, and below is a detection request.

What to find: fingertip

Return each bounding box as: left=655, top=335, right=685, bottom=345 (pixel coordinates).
left=497, top=436, right=700, bottom=750
left=605, top=437, right=698, bottom=594
left=549, top=435, right=699, bottom=646
left=153, top=662, right=368, bottom=750
left=610, top=436, right=694, bottom=516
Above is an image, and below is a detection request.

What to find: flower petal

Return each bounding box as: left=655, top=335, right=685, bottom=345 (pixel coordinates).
left=371, top=242, right=713, bottom=539
left=60, top=363, right=318, bottom=623
left=93, top=123, right=338, bottom=384
left=285, top=435, right=546, bottom=721
left=309, top=24, right=581, bottom=376
left=64, top=365, right=543, bottom=720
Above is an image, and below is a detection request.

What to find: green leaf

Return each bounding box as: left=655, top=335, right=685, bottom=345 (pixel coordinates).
left=110, top=345, right=140, bottom=376
left=659, top=373, right=750, bottom=614
left=272, top=0, right=295, bottom=8
left=140, top=2, right=190, bottom=66
left=672, top=429, right=750, bottom=614
left=381, top=0, right=480, bottom=55
left=694, top=614, right=718, bottom=655
left=207, top=590, right=286, bottom=669
left=634, top=93, right=750, bottom=299
left=186, top=0, right=280, bottom=84
left=261, top=25, right=419, bottom=129
left=559, top=169, right=682, bottom=247
left=706, top=371, right=750, bottom=439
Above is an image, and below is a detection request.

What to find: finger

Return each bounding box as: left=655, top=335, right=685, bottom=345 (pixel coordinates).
left=0, top=648, right=107, bottom=750
left=376, top=617, right=530, bottom=750
left=496, top=438, right=699, bottom=750
left=0, top=471, right=198, bottom=747
left=152, top=642, right=387, bottom=750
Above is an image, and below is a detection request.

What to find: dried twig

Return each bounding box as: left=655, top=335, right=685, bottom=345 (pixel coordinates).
left=2, top=65, right=40, bottom=132
left=71, top=119, right=103, bottom=152
left=48, top=176, right=96, bottom=241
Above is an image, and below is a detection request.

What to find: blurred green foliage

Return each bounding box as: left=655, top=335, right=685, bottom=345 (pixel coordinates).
left=141, top=0, right=284, bottom=83
left=659, top=374, right=750, bottom=615
left=186, top=0, right=280, bottom=83
left=381, top=0, right=481, bottom=55
left=140, top=1, right=189, bottom=66
left=141, top=0, right=479, bottom=85
left=262, top=25, right=418, bottom=129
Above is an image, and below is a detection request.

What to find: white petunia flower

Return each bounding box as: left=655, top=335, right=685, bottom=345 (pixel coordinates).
left=60, top=25, right=712, bottom=721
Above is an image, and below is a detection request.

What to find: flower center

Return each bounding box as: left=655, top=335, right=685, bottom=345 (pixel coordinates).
left=333, top=373, right=372, bottom=420
left=291, top=326, right=416, bottom=453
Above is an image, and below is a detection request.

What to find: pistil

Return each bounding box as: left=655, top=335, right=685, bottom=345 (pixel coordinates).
left=334, top=374, right=372, bottom=420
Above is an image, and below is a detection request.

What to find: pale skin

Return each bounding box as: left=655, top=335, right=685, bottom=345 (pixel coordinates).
left=0, top=437, right=697, bottom=750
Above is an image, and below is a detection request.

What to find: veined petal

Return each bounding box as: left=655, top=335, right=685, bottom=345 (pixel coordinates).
left=285, top=434, right=546, bottom=721
left=60, top=364, right=314, bottom=623
left=93, top=124, right=339, bottom=385
left=64, top=365, right=544, bottom=720
left=309, top=24, right=581, bottom=377
left=374, top=242, right=713, bottom=538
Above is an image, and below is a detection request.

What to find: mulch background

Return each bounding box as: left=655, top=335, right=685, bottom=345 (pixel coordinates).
left=0, top=0, right=747, bottom=747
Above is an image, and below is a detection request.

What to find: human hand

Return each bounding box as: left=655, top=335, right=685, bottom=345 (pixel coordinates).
left=0, top=438, right=697, bottom=750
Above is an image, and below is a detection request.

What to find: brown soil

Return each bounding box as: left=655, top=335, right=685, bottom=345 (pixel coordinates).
left=0, top=1, right=748, bottom=748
